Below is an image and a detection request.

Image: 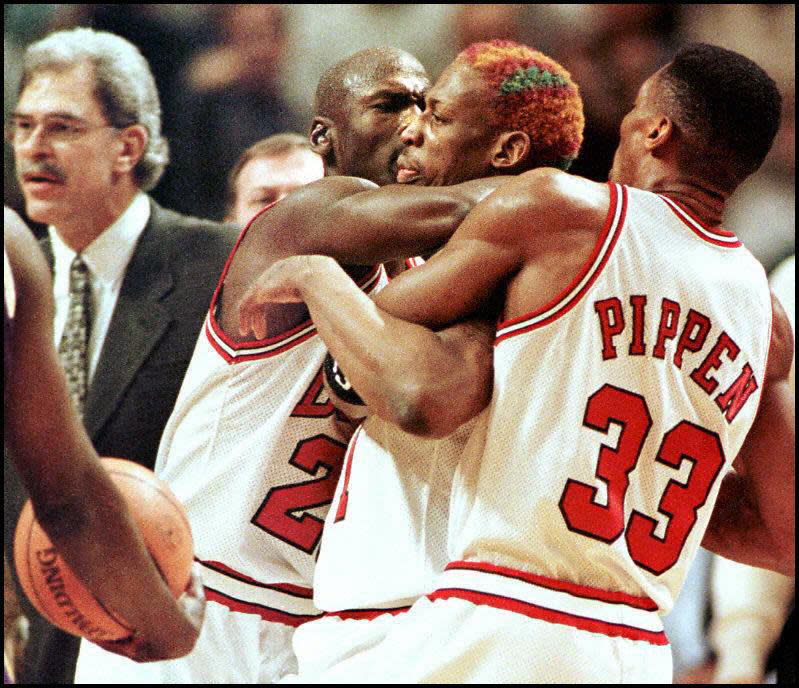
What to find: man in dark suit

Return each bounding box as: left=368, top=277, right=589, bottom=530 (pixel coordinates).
left=4, top=28, right=236, bottom=683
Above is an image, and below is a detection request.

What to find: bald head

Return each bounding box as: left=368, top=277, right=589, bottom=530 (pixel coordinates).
left=311, top=47, right=428, bottom=185
left=315, top=47, right=426, bottom=122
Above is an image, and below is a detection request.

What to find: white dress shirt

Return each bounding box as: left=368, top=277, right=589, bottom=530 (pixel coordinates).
left=50, top=192, right=151, bottom=383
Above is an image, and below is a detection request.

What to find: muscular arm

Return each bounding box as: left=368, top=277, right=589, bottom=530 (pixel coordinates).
left=371, top=168, right=600, bottom=327
left=238, top=170, right=601, bottom=431
left=255, top=175, right=513, bottom=265
left=246, top=255, right=495, bottom=437
left=3, top=211, right=200, bottom=660
left=702, top=294, right=795, bottom=576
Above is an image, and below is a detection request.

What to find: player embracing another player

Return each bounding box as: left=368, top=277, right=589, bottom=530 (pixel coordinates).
left=243, top=42, right=793, bottom=683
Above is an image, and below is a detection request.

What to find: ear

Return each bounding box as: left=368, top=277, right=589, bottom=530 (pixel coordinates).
left=644, top=116, right=673, bottom=155
left=310, top=117, right=333, bottom=156
left=491, top=131, right=531, bottom=170
left=112, top=124, right=148, bottom=176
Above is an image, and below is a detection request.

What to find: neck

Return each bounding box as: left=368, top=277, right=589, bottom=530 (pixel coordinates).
left=54, top=184, right=139, bottom=253
left=645, top=173, right=728, bottom=228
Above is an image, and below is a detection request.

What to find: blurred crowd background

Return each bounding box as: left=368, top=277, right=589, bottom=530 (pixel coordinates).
left=5, top=3, right=795, bottom=271
left=4, top=4, right=795, bottom=684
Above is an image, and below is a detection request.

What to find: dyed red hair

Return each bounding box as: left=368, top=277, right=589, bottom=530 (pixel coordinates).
left=457, top=40, right=584, bottom=169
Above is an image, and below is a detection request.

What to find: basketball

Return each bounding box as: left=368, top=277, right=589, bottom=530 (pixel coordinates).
left=13, top=458, right=194, bottom=643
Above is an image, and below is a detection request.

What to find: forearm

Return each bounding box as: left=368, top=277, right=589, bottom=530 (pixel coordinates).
left=9, top=396, right=196, bottom=654
left=297, top=257, right=489, bottom=435
left=297, top=258, right=437, bottom=430
left=702, top=471, right=793, bottom=576
left=33, top=463, right=198, bottom=655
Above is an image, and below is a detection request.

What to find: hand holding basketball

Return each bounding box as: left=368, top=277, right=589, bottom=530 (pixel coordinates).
left=14, top=458, right=195, bottom=644
left=92, top=562, right=206, bottom=662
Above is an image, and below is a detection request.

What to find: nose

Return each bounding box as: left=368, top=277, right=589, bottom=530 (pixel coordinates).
left=399, top=114, right=423, bottom=147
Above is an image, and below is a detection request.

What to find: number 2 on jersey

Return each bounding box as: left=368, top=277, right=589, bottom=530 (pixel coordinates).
left=559, top=384, right=725, bottom=575
left=252, top=434, right=347, bottom=554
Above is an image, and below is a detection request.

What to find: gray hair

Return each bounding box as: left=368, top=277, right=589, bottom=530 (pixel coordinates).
left=19, top=28, right=169, bottom=191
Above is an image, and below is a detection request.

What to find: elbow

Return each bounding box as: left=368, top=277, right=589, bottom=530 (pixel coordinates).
left=388, top=379, right=487, bottom=439
left=772, top=523, right=795, bottom=577
left=33, top=497, right=90, bottom=544
left=383, top=379, right=437, bottom=437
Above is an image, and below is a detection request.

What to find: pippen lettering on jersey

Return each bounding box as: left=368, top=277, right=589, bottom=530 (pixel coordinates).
left=594, top=295, right=759, bottom=424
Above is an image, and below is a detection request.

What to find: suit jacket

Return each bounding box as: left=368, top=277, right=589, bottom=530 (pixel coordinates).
left=4, top=198, right=237, bottom=683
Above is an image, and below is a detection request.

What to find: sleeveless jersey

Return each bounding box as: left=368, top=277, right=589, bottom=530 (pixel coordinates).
left=154, top=219, right=386, bottom=622
left=445, top=183, right=771, bottom=616
left=312, top=255, right=472, bottom=615
left=313, top=414, right=477, bottom=614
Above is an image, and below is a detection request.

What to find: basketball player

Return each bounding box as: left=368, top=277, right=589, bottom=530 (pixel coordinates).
left=3, top=208, right=204, bottom=668
left=237, top=41, right=586, bottom=678
left=74, top=47, right=518, bottom=684
left=242, top=44, right=793, bottom=682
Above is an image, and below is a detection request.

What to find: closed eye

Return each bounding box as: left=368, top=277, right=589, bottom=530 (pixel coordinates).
left=373, top=93, right=416, bottom=113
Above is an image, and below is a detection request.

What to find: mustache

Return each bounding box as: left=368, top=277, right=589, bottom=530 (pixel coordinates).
left=17, top=161, right=67, bottom=184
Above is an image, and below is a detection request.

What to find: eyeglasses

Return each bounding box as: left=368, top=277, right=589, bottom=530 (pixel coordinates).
left=4, top=116, right=118, bottom=145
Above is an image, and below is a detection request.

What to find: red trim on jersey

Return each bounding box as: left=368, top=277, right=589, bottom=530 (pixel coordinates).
left=494, top=183, right=627, bottom=344
left=323, top=605, right=411, bottom=621
left=445, top=561, right=658, bottom=611
left=205, top=258, right=383, bottom=363
left=659, top=195, right=742, bottom=248
left=204, top=587, right=322, bottom=627
left=197, top=559, right=314, bottom=598
left=663, top=196, right=736, bottom=236
left=427, top=588, right=668, bottom=646
left=205, top=317, right=317, bottom=364
left=333, top=424, right=362, bottom=522
left=207, top=202, right=278, bottom=318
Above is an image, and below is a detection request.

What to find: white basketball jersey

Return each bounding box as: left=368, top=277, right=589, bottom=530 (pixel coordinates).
left=155, top=223, right=386, bottom=622
left=313, top=255, right=473, bottom=614
left=448, top=183, right=771, bottom=615
left=313, top=415, right=477, bottom=613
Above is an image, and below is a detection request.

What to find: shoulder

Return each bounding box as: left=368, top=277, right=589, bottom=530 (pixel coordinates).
left=472, top=169, right=611, bottom=255
left=499, top=168, right=610, bottom=220
left=149, top=200, right=236, bottom=241
left=479, top=169, right=610, bottom=229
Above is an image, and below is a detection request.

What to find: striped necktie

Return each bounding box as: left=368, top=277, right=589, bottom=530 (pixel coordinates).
left=58, top=253, right=92, bottom=415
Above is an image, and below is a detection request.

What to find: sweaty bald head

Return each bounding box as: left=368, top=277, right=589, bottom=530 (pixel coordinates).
left=312, top=47, right=429, bottom=185
left=315, top=47, right=426, bottom=123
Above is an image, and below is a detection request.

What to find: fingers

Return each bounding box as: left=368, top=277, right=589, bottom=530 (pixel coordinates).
left=238, top=287, right=267, bottom=340
left=179, top=562, right=207, bottom=632
left=93, top=633, right=151, bottom=663
left=236, top=258, right=311, bottom=338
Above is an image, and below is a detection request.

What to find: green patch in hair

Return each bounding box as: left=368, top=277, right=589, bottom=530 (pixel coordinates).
left=499, top=66, right=568, bottom=95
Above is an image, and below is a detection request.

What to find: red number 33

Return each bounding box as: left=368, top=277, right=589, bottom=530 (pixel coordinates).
left=559, top=384, right=725, bottom=575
